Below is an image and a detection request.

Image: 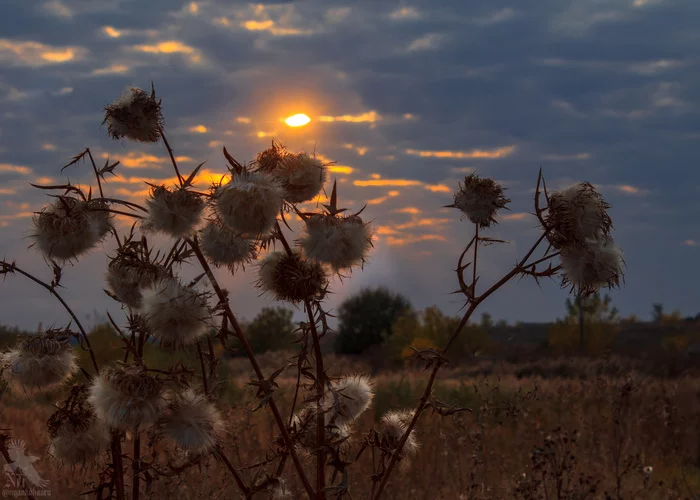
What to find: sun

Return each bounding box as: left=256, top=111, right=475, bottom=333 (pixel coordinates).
left=285, top=113, right=311, bottom=127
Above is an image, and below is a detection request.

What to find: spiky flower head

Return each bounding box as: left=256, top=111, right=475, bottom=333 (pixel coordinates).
left=32, top=196, right=112, bottom=262
left=300, top=214, right=372, bottom=272
left=88, top=364, right=165, bottom=429
left=199, top=221, right=257, bottom=273
left=142, top=185, right=204, bottom=238
left=560, top=235, right=624, bottom=296
left=257, top=251, right=328, bottom=303
left=380, top=409, right=419, bottom=457
left=273, top=153, right=329, bottom=204
left=106, top=252, right=168, bottom=310
left=0, top=330, right=77, bottom=394
left=48, top=385, right=110, bottom=466
left=103, top=86, right=163, bottom=143
left=140, top=277, right=212, bottom=348
left=161, top=389, right=224, bottom=454
left=213, top=170, right=283, bottom=237
left=451, top=174, right=510, bottom=228
left=291, top=406, right=353, bottom=452
left=545, top=181, right=612, bottom=249
left=323, top=374, right=374, bottom=426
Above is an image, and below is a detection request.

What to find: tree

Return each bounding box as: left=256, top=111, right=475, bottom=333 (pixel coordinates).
left=334, top=287, right=412, bottom=354
left=246, top=307, right=296, bottom=354
left=651, top=303, right=682, bottom=325
left=549, top=292, right=619, bottom=354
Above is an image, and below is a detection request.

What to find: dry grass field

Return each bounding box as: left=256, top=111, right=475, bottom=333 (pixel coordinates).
left=3, top=355, right=699, bottom=499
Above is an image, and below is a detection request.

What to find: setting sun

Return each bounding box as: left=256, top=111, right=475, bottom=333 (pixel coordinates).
left=285, top=113, right=311, bottom=127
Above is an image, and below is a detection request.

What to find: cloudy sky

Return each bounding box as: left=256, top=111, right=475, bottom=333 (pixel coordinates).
left=0, top=0, right=699, bottom=330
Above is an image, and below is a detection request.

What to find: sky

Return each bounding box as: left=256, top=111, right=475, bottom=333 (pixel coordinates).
left=0, top=0, right=699, bottom=331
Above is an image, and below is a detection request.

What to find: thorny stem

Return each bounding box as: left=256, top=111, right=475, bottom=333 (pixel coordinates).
left=275, top=221, right=327, bottom=499
left=0, top=261, right=99, bottom=376
left=85, top=148, right=104, bottom=199
left=196, top=340, right=209, bottom=395
left=158, top=134, right=314, bottom=497
left=132, top=433, right=141, bottom=500
left=0, top=434, right=37, bottom=500
left=110, top=430, right=126, bottom=500
left=372, top=230, right=555, bottom=500
left=158, top=127, right=184, bottom=187
left=185, top=237, right=316, bottom=499
left=215, top=446, right=250, bottom=497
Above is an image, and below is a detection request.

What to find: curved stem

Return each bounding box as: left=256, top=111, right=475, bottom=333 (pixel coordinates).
left=85, top=148, right=104, bottom=199
left=184, top=238, right=315, bottom=499
left=0, top=261, right=99, bottom=375
left=158, top=127, right=184, bottom=187
left=372, top=230, right=555, bottom=499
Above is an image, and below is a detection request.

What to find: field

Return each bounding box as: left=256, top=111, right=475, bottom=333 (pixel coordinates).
left=3, top=354, right=699, bottom=499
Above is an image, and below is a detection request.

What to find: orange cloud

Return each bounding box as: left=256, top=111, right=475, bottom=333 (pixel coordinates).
left=103, top=26, right=122, bottom=38
left=132, top=41, right=200, bottom=63
left=100, top=152, right=192, bottom=169
left=393, top=207, right=421, bottom=214
left=395, top=218, right=450, bottom=230
left=236, top=117, right=252, bottom=124
left=319, top=111, right=380, bottom=123
left=354, top=179, right=423, bottom=187
left=616, top=185, right=647, bottom=195
left=328, top=165, right=354, bottom=174
left=0, top=164, right=31, bottom=175
left=424, top=183, right=450, bottom=193
left=342, top=144, right=368, bottom=156
left=189, top=125, right=208, bottom=133
left=0, top=39, right=85, bottom=66
left=91, top=64, right=130, bottom=76
left=405, top=145, right=515, bottom=159
left=386, top=234, right=446, bottom=246
left=241, top=20, right=312, bottom=36
left=501, top=212, right=529, bottom=221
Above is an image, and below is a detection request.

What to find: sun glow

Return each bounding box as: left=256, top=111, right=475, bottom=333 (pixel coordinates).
left=285, top=113, right=311, bottom=127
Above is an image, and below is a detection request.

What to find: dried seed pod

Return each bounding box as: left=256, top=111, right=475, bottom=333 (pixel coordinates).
left=161, top=389, right=224, bottom=454
left=32, top=196, right=112, bottom=262
left=88, top=364, right=165, bottom=429
left=213, top=170, right=283, bottom=237
left=451, top=174, right=510, bottom=228
left=380, top=410, right=419, bottom=457
left=140, top=277, right=212, bottom=348
left=199, top=221, right=257, bottom=272
left=106, top=253, right=168, bottom=310
left=274, top=153, right=328, bottom=204
left=291, top=406, right=353, bottom=452
left=142, top=186, right=204, bottom=238
left=323, top=374, right=374, bottom=425
left=1, top=332, right=77, bottom=395
left=103, top=87, right=164, bottom=143
left=560, top=235, right=624, bottom=296
left=300, top=214, right=372, bottom=272
left=545, top=181, right=612, bottom=249
left=256, top=251, right=328, bottom=303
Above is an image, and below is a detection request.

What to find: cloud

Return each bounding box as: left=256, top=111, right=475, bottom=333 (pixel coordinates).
left=405, top=146, right=515, bottom=159
left=0, top=39, right=86, bottom=66
left=319, top=111, right=380, bottom=123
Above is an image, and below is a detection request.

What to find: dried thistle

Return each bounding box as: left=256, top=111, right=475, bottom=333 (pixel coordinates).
left=142, top=185, right=204, bottom=238
left=0, top=330, right=77, bottom=394
left=140, top=277, right=212, bottom=348
left=48, top=385, right=110, bottom=466
left=560, top=235, right=624, bottom=296
left=291, top=406, right=353, bottom=452
left=544, top=181, right=612, bottom=249
left=380, top=410, right=419, bottom=457
left=161, top=389, right=224, bottom=454
left=32, top=196, right=112, bottom=262
left=199, top=220, right=257, bottom=273
left=323, top=374, right=374, bottom=426
left=300, top=214, right=372, bottom=272
left=88, top=364, right=165, bottom=429
left=212, top=170, right=283, bottom=238
left=103, top=86, right=164, bottom=143
left=257, top=251, right=328, bottom=303
left=450, top=174, right=510, bottom=228
left=272, top=152, right=329, bottom=204
left=106, top=253, right=168, bottom=310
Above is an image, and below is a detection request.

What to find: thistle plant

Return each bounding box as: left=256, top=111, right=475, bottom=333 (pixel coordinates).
left=0, top=83, right=624, bottom=500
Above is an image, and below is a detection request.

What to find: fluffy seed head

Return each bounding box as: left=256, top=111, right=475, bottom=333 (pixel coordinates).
left=257, top=251, right=328, bottom=303
left=269, top=478, right=292, bottom=499
left=560, top=236, right=624, bottom=296
left=142, top=186, right=204, bottom=238
left=213, top=170, right=283, bottom=237
left=323, top=374, right=374, bottom=425
left=291, top=406, right=353, bottom=451
left=452, top=174, right=510, bottom=228
left=88, top=364, right=165, bottom=429
left=380, top=410, right=419, bottom=456
left=106, top=253, right=168, bottom=310
left=274, top=153, right=328, bottom=204
left=545, top=182, right=612, bottom=249
left=103, top=87, right=164, bottom=143
left=162, top=389, right=224, bottom=454
left=48, top=386, right=109, bottom=466
left=301, top=214, right=373, bottom=271
left=32, top=196, right=112, bottom=261
left=140, top=277, right=211, bottom=348
left=199, top=221, right=257, bottom=273
left=0, top=332, right=77, bottom=394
